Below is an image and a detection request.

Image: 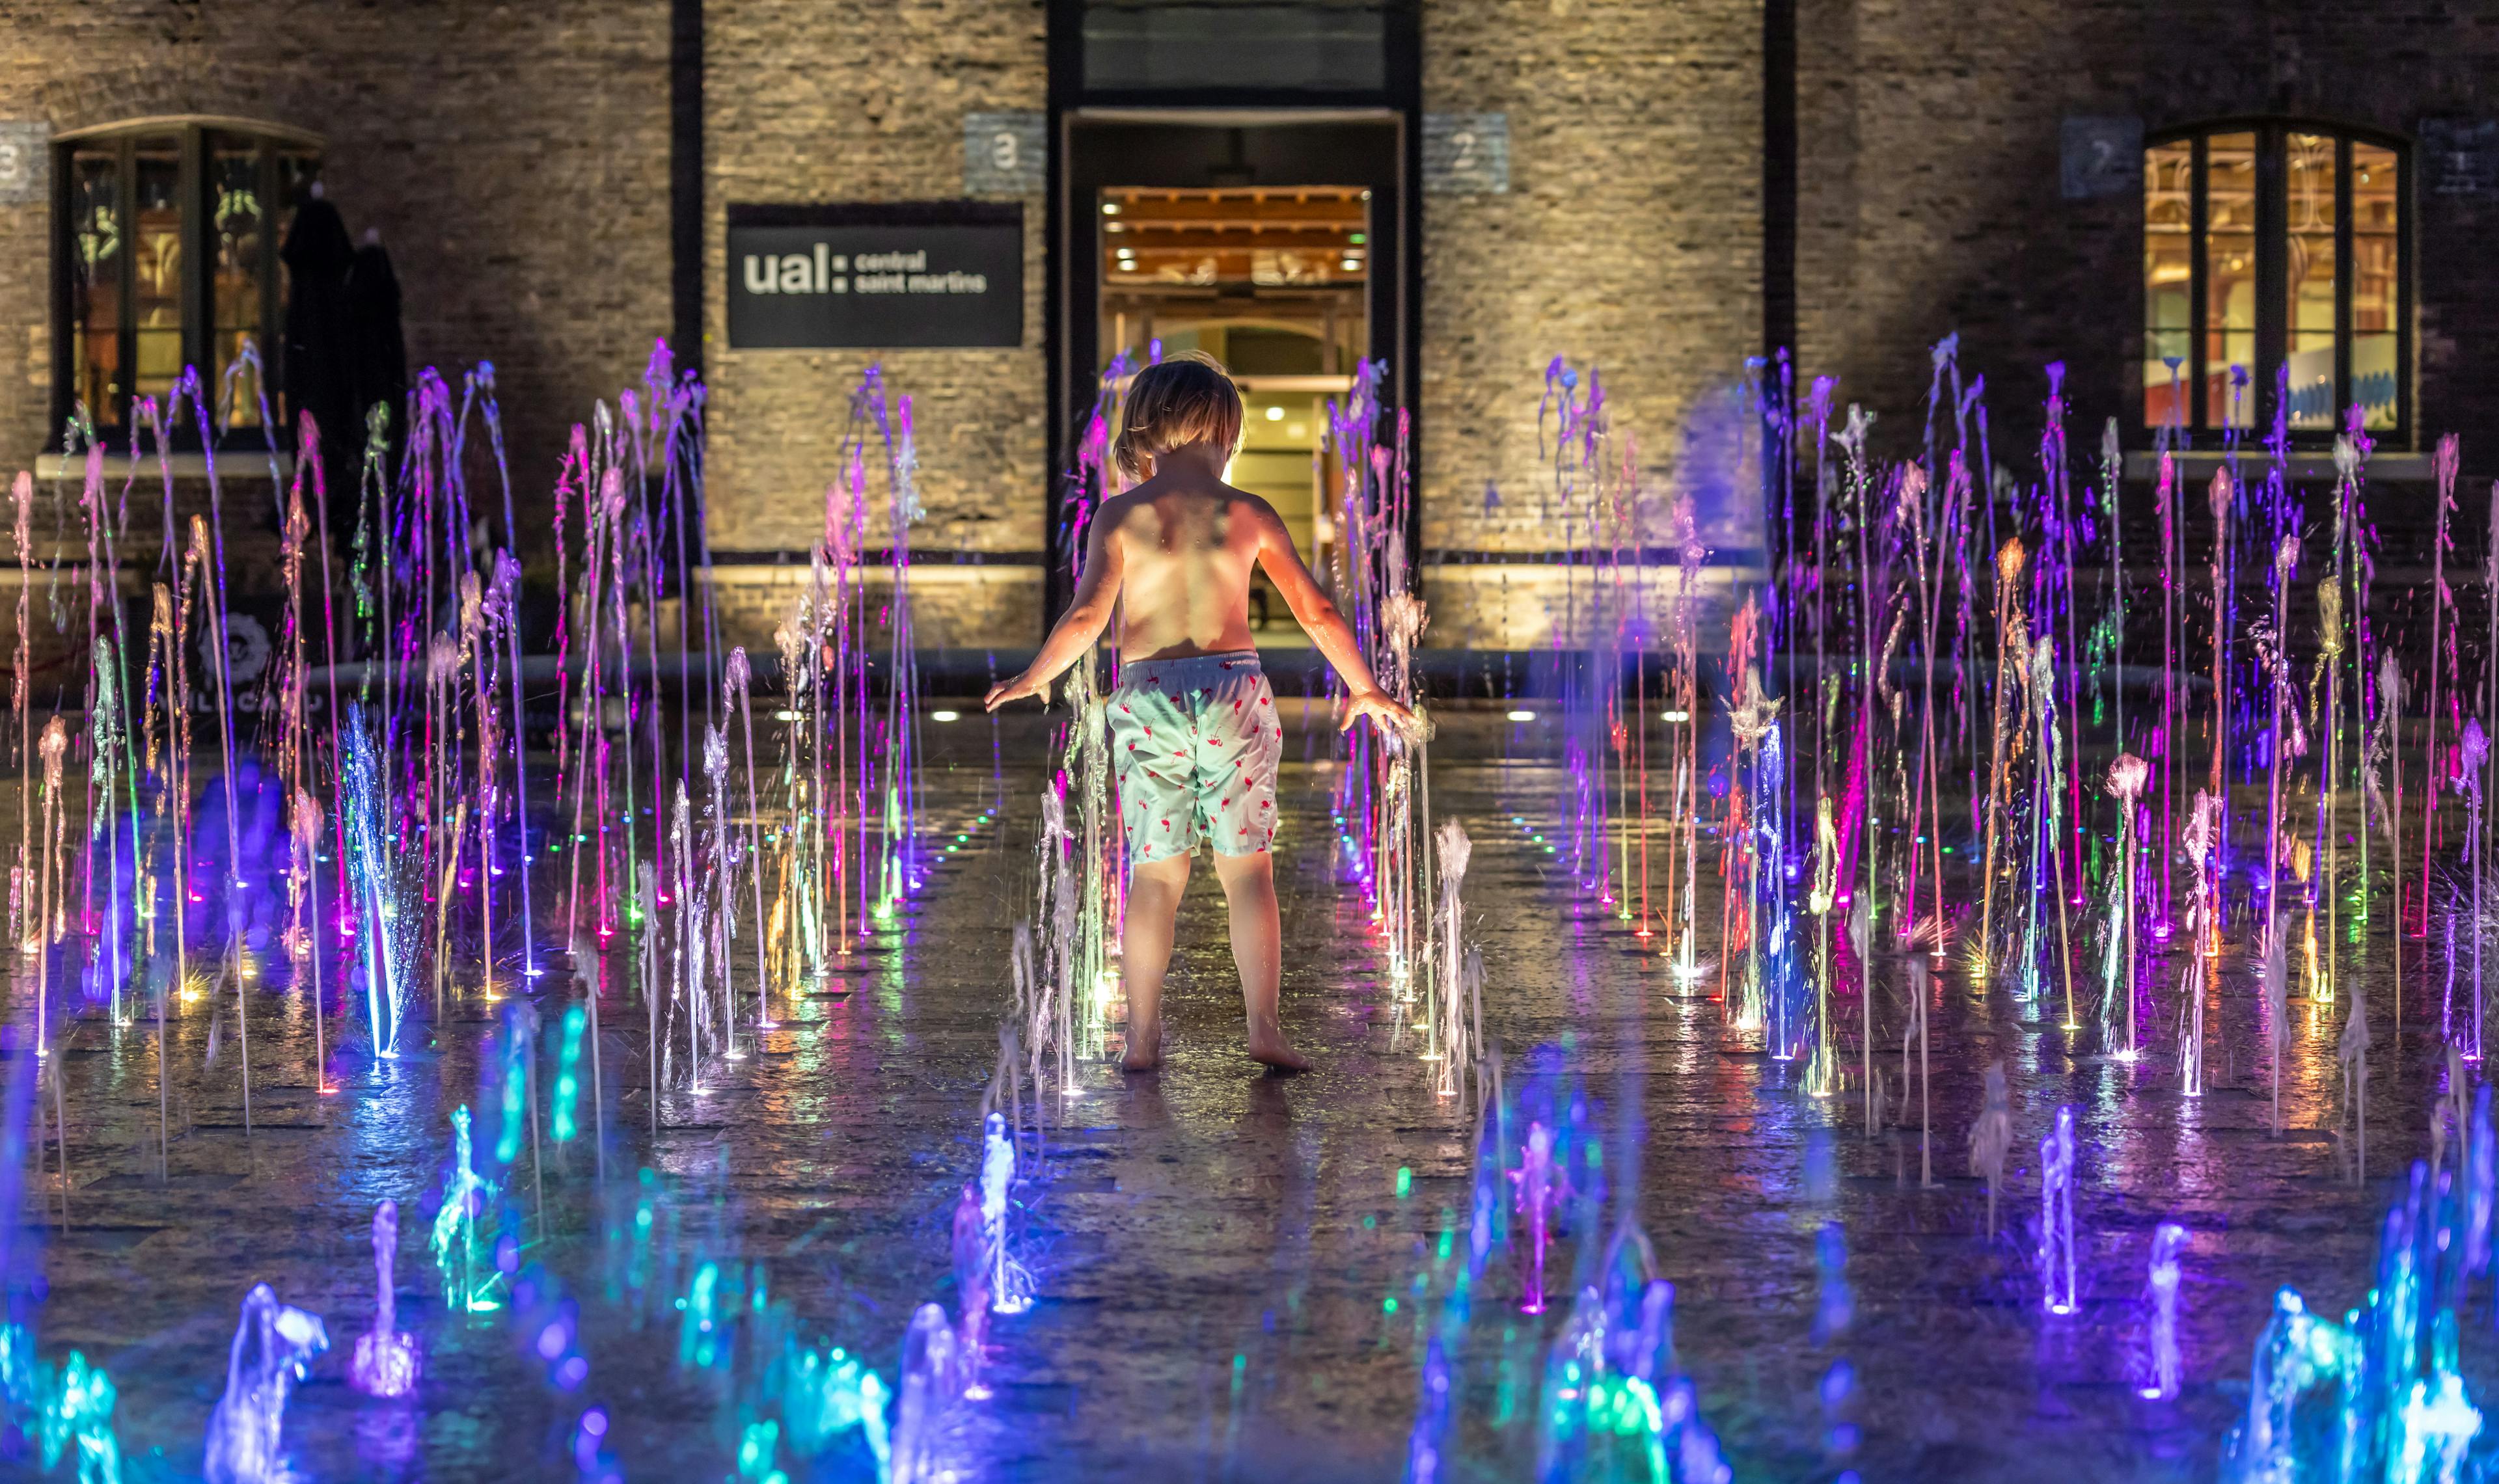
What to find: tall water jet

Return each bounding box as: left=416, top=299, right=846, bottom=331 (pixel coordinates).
left=1511, top=1121, right=1561, bottom=1315
left=1978, top=537, right=2028, bottom=978
left=2108, top=753, right=2150, bottom=1055
left=2182, top=790, right=2222, bottom=1096
left=340, top=709, right=411, bottom=1059
left=2142, top=1222, right=2186, bottom=1400
left=2261, top=534, right=2304, bottom=926
left=2039, top=1105, right=2078, bottom=1314
left=724, top=647, right=771, bottom=1032
left=1806, top=796, right=1838, bottom=1098
left=1432, top=819, right=1475, bottom=1099
left=2422, top=438, right=2462, bottom=939
left=2204, top=470, right=2232, bottom=929
left=2462, top=720, right=2491, bottom=1059
left=1969, top=1064, right=2009, bottom=1234
left=2263, top=917, right=2290, bottom=1136
left=951, top=1183, right=990, bottom=1401
left=1906, top=955, right=1935, bottom=1186
left=2342, top=991, right=2373, bottom=1183
left=2372, top=653, right=2407, bottom=1019
left=981, top=1111, right=1032, bottom=1315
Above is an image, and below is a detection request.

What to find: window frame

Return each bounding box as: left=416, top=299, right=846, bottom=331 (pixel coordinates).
left=49, top=116, right=324, bottom=446
left=2142, top=117, right=2412, bottom=447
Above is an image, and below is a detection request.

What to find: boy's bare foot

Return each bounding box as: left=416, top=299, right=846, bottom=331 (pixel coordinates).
left=1121, top=1022, right=1162, bottom=1072
left=1247, top=1035, right=1310, bottom=1072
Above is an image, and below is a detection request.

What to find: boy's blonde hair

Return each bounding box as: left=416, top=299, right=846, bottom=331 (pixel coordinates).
left=1111, top=351, right=1243, bottom=481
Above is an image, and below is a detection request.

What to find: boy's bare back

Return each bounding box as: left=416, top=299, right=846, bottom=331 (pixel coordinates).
left=1093, top=466, right=1288, bottom=664
left=987, top=431, right=1408, bottom=739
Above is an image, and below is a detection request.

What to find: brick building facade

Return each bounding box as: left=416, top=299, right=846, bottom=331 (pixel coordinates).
left=0, top=0, right=2487, bottom=662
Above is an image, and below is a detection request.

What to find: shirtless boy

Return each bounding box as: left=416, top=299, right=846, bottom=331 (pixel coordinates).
left=985, top=353, right=1414, bottom=1071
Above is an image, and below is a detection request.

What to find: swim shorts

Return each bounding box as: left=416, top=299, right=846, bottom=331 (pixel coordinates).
left=1108, top=650, right=1284, bottom=865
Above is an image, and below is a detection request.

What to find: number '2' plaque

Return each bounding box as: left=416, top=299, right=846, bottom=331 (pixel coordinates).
left=1424, top=113, right=1509, bottom=195
left=0, top=122, right=48, bottom=206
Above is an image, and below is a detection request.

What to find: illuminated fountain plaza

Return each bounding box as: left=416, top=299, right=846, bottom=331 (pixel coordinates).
left=5, top=3, right=2498, bottom=1479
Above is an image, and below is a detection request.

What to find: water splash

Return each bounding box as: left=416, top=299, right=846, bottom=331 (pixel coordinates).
left=0, top=1325, right=126, bottom=1484
left=890, top=1302, right=959, bottom=1484
left=348, top=1200, right=420, bottom=1398
left=202, top=1284, right=328, bottom=1484
left=431, top=1105, right=500, bottom=1313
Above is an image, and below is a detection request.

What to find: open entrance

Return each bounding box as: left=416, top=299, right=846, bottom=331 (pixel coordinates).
left=1101, top=184, right=1367, bottom=635
left=1051, top=113, right=1412, bottom=628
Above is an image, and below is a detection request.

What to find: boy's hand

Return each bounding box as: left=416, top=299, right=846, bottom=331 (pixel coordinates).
left=1340, top=687, right=1416, bottom=738
left=985, top=671, right=1049, bottom=712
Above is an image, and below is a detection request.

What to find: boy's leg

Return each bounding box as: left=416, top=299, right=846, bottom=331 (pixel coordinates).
left=1121, top=853, right=1190, bottom=1072
left=1213, top=850, right=1306, bottom=1070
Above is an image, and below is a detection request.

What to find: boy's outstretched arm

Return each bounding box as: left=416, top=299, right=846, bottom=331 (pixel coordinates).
left=1253, top=505, right=1417, bottom=737
left=985, top=509, right=1124, bottom=710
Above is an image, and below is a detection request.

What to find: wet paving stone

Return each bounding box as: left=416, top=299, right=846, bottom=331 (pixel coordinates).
left=0, top=716, right=2475, bottom=1480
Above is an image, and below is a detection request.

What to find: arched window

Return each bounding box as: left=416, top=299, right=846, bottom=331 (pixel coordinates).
left=54, top=117, right=323, bottom=435
left=2141, top=122, right=2408, bottom=440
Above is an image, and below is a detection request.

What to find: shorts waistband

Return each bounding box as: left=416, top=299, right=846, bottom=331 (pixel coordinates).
left=1117, top=650, right=1263, bottom=691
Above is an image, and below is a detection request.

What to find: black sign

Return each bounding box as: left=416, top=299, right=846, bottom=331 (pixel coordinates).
left=726, top=202, right=1022, bottom=349
left=2060, top=116, right=2142, bottom=200
left=2422, top=118, right=2499, bottom=198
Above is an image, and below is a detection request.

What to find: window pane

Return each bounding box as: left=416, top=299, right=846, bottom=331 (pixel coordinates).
left=131, top=137, right=183, bottom=408
left=2283, top=132, right=2337, bottom=431
left=2353, top=142, right=2399, bottom=431
left=69, top=148, right=123, bottom=428
left=210, top=135, right=266, bottom=429
left=2143, top=139, right=2194, bottom=428
left=1084, top=1, right=1387, bottom=92
left=2203, top=131, right=2256, bottom=429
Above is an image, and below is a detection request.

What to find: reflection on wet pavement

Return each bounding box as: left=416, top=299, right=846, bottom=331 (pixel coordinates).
left=7, top=712, right=2483, bottom=1482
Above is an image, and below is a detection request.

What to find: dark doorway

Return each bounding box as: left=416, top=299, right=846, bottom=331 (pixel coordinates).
left=1046, top=111, right=1413, bottom=614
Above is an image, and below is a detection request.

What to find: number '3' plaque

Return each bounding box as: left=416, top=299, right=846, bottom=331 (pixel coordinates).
left=964, top=112, right=1046, bottom=196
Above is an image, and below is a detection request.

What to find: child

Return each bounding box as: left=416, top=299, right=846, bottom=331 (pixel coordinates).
left=986, top=353, right=1413, bottom=1070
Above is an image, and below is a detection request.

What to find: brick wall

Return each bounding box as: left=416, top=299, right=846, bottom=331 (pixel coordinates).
left=0, top=0, right=672, bottom=513
left=1416, top=0, right=1765, bottom=646
left=700, top=0, right=1047, bottom=651
left=0, top=0, right=670, bottom=678
left=1796, top=0, right=2499, bottom=468
left=700, top=0, right=1046, bottom=557
left=705, top=560, right=1043, bottom=661
left=8, top=0, right=2492, bottom=662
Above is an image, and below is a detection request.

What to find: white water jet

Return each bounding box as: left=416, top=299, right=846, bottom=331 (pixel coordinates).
left=1969, top=1060, right=2012, bottom=1237
left=2039, top=1105, right=2078, bottom=1314
left=2142, top=1222, right=2185, bottom=1400
left=981, top=1111, right=1033, bottom=1315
